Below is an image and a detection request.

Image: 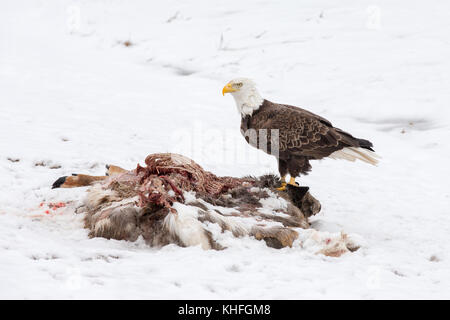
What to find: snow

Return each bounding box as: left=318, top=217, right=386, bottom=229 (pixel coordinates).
left=1, top=0, right=450, bottom=299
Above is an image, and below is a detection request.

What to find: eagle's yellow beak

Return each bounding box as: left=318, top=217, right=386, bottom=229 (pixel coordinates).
left=222, top=83, right=236, bottom=96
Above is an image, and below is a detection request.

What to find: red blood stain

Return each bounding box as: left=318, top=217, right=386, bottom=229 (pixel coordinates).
left=39, top=202, right=66, bottom=215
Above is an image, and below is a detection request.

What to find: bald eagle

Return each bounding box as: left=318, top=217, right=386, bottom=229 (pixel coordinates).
left=223, top=78, right=379, bottom=190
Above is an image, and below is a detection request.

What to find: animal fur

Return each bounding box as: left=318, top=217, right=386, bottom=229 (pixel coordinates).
left=55, top=153, right=359, bottom=256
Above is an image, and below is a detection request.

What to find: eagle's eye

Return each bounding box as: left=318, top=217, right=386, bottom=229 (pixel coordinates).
left=235, top=82, right=243, bottom=88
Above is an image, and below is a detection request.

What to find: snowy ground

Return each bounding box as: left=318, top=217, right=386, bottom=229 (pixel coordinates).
left=1, top=0, right=450, bottom=299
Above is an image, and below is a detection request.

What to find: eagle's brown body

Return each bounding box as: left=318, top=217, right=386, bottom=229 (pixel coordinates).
left=241, top=99, right=375, bottom=178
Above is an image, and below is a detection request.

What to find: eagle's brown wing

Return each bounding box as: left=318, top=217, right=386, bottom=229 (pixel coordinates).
left=249, top=101, right=360, bottom=159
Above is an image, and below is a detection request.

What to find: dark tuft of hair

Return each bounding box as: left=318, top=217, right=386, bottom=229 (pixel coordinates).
left=52, top=176, right=67, bottom=189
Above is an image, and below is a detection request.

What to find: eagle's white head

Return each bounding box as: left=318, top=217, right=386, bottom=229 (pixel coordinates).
left=222, top=78, right=264, bottom=117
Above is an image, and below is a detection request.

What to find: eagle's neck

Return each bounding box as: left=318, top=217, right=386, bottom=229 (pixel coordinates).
left=232, top=88, right=264, bottom=117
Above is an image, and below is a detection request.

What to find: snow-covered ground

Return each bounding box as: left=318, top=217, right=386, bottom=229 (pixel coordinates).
left=1, top=0, right=450, bottom=299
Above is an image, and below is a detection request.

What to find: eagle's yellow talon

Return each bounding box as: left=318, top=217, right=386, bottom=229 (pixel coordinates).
left=276, top=176, right=287, bottom=191
left=276, top=183, right=287, bottom=191
left=277, top=177, right=298, bottom=191
left=288, top=177, right=297, bottom=186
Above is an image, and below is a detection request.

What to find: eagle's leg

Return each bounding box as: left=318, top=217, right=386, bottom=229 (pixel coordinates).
left=276, top=176, right=287, bottom=191
left=276, top=159, right=288, bottom=191
left=277, top=177, right=299, bottom=191
left=284, top=157, right=310, bottom=188
left=288, top=176, right=298, bottom=186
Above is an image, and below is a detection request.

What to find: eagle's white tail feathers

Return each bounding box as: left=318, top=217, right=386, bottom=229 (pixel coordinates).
left=329, top=147, right=380, bottom=166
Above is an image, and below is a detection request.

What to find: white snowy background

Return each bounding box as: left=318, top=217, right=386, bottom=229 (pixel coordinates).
left=1, top=0, right=449, bottom=299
